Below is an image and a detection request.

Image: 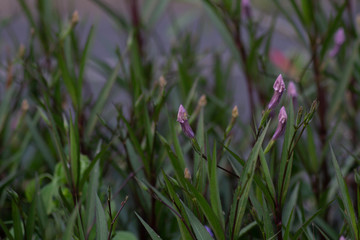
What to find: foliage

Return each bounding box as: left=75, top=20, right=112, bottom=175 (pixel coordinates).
left=0, top=0, right=359, bottom=239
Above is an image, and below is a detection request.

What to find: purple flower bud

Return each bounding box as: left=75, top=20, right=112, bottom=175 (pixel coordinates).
left=334, top=28, right=345, bottom=45
left=267, top=74, right=286, bottom=110
left=205, top=225, right=214, bottom=238
left=177, top=105, right=195, bottom=139
left=287, top=81, right=297, bottom=98
left=242, top=0, right=251, bottom=19
left=339, top=236, right=346, bottom=240
left=330, top=28, right=345, bottom=57
left=272, top=106, right=287, bottom=140
left=329, top=45, right=340, bottom=57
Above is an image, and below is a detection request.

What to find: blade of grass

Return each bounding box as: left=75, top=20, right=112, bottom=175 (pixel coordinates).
left=181, top=201, right=214, bottom=240
left=229, top=122, right=269, bottom=239
left=208, top=143, right=224, bottom=228
left=96, top=194, right=108, bottom=240
left=330, top=147, right=358, bottom=239
left=135, top=212, right=163, bottom=240
left=85, top=61, right=122, bottom=138
left=63, top=205, right=79, bottom=240
left=12, top=200, right=23, bottom=240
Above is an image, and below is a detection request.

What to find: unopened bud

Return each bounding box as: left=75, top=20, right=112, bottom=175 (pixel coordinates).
left=242, top=0, right=252, bottom=19
left=225, top=105, right=239, bottom=137
left=22, top=99, right=29, bottom=112
left=354, top=168, right=360, bottom=185
left=177, top=105, right=195, bottom=139
left=334, top=28, right=345, bottom=45
left=18, top=44, right=25, bottom=58
left=296, top=106, right=303, bottom=126
left=305, top=100, right=318, bottom=124
left=159, top=75, right=167, bottom=89
left=329, top=28, right=345, bottom=57
left=232, top=105, right=238, bottom=118
left=205, top=225, right=214, bottom=238
left=271, top=106, right=287, bottom=140
left=198, top=95, right=207, bottom=108
left=267, top=74, right=285, bottom=110
left=184, top=168, right=191, bottom=180
left=71, top=10, right=79, bottom=26
left=287, top=81, right=297, bottom=99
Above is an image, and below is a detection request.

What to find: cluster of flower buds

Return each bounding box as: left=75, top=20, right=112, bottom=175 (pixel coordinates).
left=329, top=28, right=345, bottom=57
left=176, top=74, right=304, bottom=156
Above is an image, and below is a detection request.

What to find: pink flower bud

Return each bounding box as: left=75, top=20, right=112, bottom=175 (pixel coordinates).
left=330, top=28, right=345, bottom=57
left=287, top=81, right=297, bottom=98
left=267, top=74, right=286, bottom=110
left=272, top=106, right=287, bottom=140
left=177, top=105, right=195, bottom=139
left=334, top=28, right=345, bottom=45
left=339, top=236, right=346, bottom=240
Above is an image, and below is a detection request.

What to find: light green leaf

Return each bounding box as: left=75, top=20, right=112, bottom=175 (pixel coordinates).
left=96, top=195, right=108, bottom=240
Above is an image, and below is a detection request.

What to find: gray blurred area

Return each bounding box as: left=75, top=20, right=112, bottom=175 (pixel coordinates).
left=1, top=0, right=359, bottom=122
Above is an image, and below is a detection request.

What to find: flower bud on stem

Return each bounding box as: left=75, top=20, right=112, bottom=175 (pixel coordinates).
left=225, top=105, right=238, bottom=138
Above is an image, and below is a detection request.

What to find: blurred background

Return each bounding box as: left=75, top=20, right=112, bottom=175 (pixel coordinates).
left=1, top=0, right=360, bottom=239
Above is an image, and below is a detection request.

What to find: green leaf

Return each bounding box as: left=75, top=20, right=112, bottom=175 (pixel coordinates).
left=158, top=133, right=185, bottom=182
left=135, top=212, right=163, bottom=240
left=229, top=122, right=269, bottom=239
left=283, top=183, right=299, bottom=226
left=284, top=208, right=295, bottom=240
left=330, top=147, right=358, bottom=239
left=96, top=194, right=108, bottom=240
left=223, top=145, right=245, bottom=166
left=78, top=25, right=95, bottom=94
left=26, top=114, right=55, bottom=170
left=85, top=61, right=122, bottom=138
left=90, top=0, right=128, bottom=30
left=0, top=218, right=14, bottom=240
left=63, top=205, right=79, bottom=240
left=259, top=148, right=275, bottom=201
left=201, top=1, right=242, bottom=69
left=278, top=102, right=295, bottom=205
left=182, top=202, right=214, bottom=240
left=162, top=174, right=193, bottom=240
left=271, top=0, right=307, bottom=46
left=306, top=125, right=319, bottom=173
left=208, top=143, right=224, bottom=228
left=328, top=38, right=360, bottom=119
left=69, top=113, right=80, bottom=187
left=300, top=0, right=313, bottom=26
left=142, top=0, right=169, bottom=28
left=12, top=200, right=23, bottom=240
left=112, top=231, right=137, bottom=240
left=25, top=191, right=37, bottom=240
left=86, top=159, right=100, bottom=232
left=183, top=179, right=225, bottom=240
left=293, top=200, right=334, bottom=239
